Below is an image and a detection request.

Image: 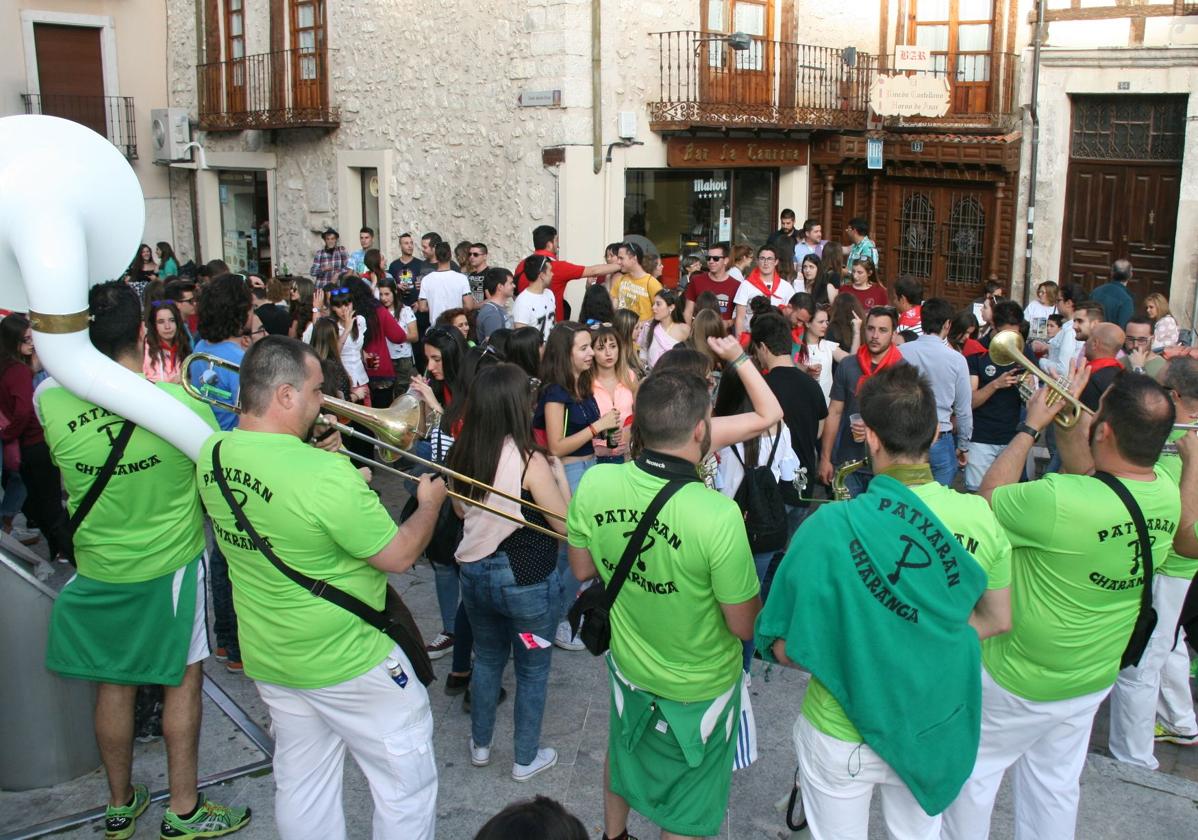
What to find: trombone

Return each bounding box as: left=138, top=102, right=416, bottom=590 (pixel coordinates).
left=988, top=331, right=1095, bottom=429
left=1162, top=424, right=1198, bottom=455
left=181, top=352, right=567, bottom=541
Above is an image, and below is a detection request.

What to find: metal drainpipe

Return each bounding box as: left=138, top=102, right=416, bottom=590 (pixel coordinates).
left=1023, top=0, right=1045, bottom=304
left=592, top=0, right=603, bottom=175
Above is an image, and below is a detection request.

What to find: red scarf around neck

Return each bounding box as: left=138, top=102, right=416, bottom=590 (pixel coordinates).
left=855, top=343, right=903, bottom=393
left=1088, top=356, right=1122, bottom=373
left=744, top=268, right=777, bottom=299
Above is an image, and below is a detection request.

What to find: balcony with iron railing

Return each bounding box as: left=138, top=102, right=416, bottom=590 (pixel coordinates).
left=876, top=51, right=1019, bottom=130
left=21, top=94, right=137, bottom=159
left=648, top=30, right=877, bottom=133
left=197, top=46, right=338, bottom=131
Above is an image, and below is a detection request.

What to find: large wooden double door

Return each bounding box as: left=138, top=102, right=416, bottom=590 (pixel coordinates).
left=889, top=183, right=994, bottom=307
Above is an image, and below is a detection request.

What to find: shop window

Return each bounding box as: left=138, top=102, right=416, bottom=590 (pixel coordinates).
left=219, top=170, right=271, bottom=276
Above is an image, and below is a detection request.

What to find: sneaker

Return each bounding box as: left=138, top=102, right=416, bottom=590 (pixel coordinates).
left=104, top=783, right=149, bottom=840
left=1154, top=722, right=1198, bottom=746
left=553, top=621, right=586, bottom=652
left=426, top=631, right=454, bottom=660
left=512, top=747, right=558, bottom=782
left=463, top=686, right=507, bottom=714
left=33, top=559, right=55, bottom=581
left=225, top=660, right=244, bottom=675
left=444, top=672, right=471, bottom=696
left=470, top=737, right=492, bottom=767
left=213, top=647, right=229, bottom=662
left=160, top=794, right=250, bottom=838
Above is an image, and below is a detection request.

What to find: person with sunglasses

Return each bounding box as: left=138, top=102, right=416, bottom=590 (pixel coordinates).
left=306, top=284, right=370, bottom=404
left=683, top=241, right=738, bottom=324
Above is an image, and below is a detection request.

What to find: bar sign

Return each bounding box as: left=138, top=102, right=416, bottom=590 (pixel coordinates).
left=867, top=138, right=884, bottom=170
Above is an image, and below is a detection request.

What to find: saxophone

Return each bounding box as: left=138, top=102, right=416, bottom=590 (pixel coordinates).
left=832, top=459, right=868, bottom=500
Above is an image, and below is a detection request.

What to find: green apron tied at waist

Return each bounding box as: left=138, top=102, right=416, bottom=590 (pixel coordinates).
left=755, top=473, right=987, bottom=814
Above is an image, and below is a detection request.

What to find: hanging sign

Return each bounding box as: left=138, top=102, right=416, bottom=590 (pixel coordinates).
left=869, top=74, right=950, bottom=117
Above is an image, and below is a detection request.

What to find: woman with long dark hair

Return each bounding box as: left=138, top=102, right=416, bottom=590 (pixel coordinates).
left=377, top=277, right=417, bottom=394
left=447, top=363, right=570, bottom=779
left=362, top=248, right=388, bottom=293
left=816, top=243, right=844, bottom=305
left=344, top=275, right=408, bottom=408
left=156, top=242, right=179, bottom=278
left=827, top=293, right=865, bottom=353
left=288, top=276, right=316, bottom=339
left=143, top=300, right=192, bottom=384
left=505, top=326, right=544, bottom=382
left=124, top=244, right=156, bottom=302
left=0, top=315, right=69, bottom=561
left=641, top=288, right=690, bottom=368
left=843, top=257, right=887, bottom=310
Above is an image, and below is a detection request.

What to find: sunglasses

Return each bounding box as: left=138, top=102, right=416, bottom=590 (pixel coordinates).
left=468, top=251, right=484, bottom=258
left=706, top=255, right=725, bottom=261
left=586, top=320, right=613, bottom=329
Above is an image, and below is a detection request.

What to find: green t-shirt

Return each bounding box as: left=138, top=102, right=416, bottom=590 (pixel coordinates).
left=1153, top=436, right=1197, bottom=581
left=983, top=471, right=1180, bottom=702
left=36, top=381, right=218, bottom=583
left=196, top=430, right=398, bottom=689
left=567, top=460, right=759, bottom=702
left=803, top=479, right=1012, bottom=742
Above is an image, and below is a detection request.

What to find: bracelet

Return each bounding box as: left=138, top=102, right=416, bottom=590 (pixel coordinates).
left=730, top=353, right=750, bottom=370
left=312, top=307, right=321, bottom=313
left=588, top=423, right=597, bottom=436
left=1016, top=422, right=1041, bottom=441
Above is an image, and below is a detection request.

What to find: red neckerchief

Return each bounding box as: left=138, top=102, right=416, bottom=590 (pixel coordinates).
left=792, top=325, right=805, bottom=346
left=743, top=268, right=777, bottom=299
left=1088, top=357, right=1122, bottom=373
left=855, top=343, right=903, bottom=393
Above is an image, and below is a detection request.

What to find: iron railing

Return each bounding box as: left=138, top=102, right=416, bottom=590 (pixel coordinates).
left=21, top=94, right=137, bottom=159
left=648, top=30, right=877, bottom=131
left=197, top=47, right=338, bottom=131
left=878, top=51, right=1018, bottom=125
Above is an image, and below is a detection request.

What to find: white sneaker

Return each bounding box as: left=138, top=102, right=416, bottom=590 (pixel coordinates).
left=469, top=737, right=491, bottom=767
left=512, top=747, right=557, bottom=781
left=553, top=621, right=586, bottom=652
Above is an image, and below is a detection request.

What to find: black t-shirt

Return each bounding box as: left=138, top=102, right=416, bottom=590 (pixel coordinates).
left=387, top=257, right=425, bottom=306
left=466, top=272, right=487, bottom=303
left=255, top=302, right=291, bottom=336
left=967, top=351, right=1021, bottom=444
left=1081, top=364, right=1121, bottom=412
left=764, top=366, right=829, bottom=504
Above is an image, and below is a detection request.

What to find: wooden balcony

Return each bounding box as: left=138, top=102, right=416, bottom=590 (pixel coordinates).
left=647, top=30, right=877, bottom=134
left=197, top=47, right=338, bottom=132
left=876, top=51, right=1019, bottom=131
left=22, top=94, right=137, bottom=159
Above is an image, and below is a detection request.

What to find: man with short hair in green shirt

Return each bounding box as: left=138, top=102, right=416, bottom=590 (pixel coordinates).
left=943, top=370, right=1181, bottom=840
left=195, top=336, right=446, bottom=840
left=1108, top=357, right=1198, bottom=764
left=758, top=364, right=1011, bottom=839
left=568, top=367, right=761, bottom=840
left=40, top=281, right=248, bottom=840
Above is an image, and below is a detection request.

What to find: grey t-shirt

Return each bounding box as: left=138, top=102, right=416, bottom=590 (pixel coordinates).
left=475, top=300, right=513, bottom=343
left=828, top=355, right=908, bottom=464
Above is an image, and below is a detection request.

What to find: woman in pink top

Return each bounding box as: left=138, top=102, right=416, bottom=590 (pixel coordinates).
left=143, top=300, right=191, bottom=384
left=641, top=288, right=690, bottom=368
left=589, top=324, right=638, bottom=463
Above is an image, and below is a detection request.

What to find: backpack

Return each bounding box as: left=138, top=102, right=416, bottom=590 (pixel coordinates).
left=731, top=424, right=788, bottom=554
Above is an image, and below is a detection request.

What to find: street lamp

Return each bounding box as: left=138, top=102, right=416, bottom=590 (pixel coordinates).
left=694, top=31, right=754, bottom=56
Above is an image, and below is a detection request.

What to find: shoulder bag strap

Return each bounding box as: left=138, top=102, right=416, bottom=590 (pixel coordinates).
left=604, top=479, right=689, bottom=609
left=69, top=421, right=136, bottom=532
left=212, top=441, right=396, bottom=634
left=1092, top=470, right=1154, bottom=612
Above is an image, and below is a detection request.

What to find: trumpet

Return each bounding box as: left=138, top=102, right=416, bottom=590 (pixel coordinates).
left=1161, top=424, right=1198, bottom=455
left=988, top=331, right=1095, bottom=429
left=181, top=352, right=567, bottom=540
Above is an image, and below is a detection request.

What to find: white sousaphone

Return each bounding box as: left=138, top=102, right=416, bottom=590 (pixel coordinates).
left=0, top=115, right=215, bottom=458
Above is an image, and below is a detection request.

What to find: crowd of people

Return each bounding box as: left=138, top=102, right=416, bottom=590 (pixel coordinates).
left=4, top=209, right=1197, bottom=840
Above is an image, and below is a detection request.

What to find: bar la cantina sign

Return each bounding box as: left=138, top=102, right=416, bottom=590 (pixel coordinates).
left=667, top=138, right=809, bottom=168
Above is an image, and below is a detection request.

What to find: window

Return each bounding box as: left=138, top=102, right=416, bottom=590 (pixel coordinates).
left=360, top=167, right=380, bottom=236
left=1070, top=96, right=1186, bottom=162
left=910, top=0, right=995, bottom=109
left=898, top=192, right=936, bottom=279
left=946, top=195, right=985, bottom=284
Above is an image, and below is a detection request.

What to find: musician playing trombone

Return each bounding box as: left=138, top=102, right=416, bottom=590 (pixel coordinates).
left=40, top=282, right=250, bottom=840
left=194, top=336, right=447, bottom=840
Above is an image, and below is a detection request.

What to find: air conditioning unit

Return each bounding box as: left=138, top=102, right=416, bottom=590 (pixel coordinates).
left=151, top=108, right=192, bottom=163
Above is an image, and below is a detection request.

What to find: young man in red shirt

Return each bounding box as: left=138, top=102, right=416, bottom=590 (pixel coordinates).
left=683, top=241, right=739, bottom=324
left=514, top=225, right=619, bottom=321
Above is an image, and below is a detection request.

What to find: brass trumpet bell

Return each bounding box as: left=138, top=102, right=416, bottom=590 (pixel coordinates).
left=988, top=331, right=1094, bottom=429
left=324, top=392, right=431, bottom=461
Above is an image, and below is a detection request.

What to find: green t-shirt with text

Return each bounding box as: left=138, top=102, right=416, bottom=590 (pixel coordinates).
left=567, top=461, right=759, bottom=702
left=196, top=430, right=398, bottom=689
left=37, top=381, right=218, bottom=583
left=1153, top=437, right=1198, bottom=581
left=803, top=480, right=1012, bottom=742
left=983, top=471, right=1180, bottom=702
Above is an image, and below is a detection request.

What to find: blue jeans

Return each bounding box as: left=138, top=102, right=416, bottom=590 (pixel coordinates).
left=556, top=458, right=595, bottom=621
left=459, top=552, right=560, bottom=765
left=743, top=548, right=780, bottom=669
left=843, top=467, right=875, bottom=499
left=207, top=541, right=240, bottom=661
left=433, top=561, right=459, bottom=634
left=929, top=432, right=959, bottom=487
left=0, top=468, right=27, bottom=519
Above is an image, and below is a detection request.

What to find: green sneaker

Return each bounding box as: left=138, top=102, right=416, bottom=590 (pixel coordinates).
left=159, top=795, right=250, bottom=838
left=105, top=784, right=149, bottom=840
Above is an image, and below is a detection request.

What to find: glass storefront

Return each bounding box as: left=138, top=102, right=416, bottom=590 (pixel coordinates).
left=218, top=170, right=272, bottom=277
left=624, top=168, right=776, bottom=282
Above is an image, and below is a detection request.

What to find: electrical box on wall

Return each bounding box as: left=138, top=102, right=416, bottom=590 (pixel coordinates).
left=617, top=111, right=637, bottom=140
left=151, top=108, right=192, bottom=163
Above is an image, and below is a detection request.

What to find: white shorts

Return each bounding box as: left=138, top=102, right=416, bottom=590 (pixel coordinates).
left=186, top=554, right=210, bottom=665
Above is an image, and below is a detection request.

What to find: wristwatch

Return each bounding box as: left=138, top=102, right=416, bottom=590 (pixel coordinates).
left=1016, top=422, right=1041, bottom=441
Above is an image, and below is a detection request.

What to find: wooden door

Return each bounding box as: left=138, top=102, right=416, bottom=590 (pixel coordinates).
left=291, top=0, right=326, bottom=110
left=701, top=0, right=774, bottom=107
left=225, top=0, right=247, bottom=112
left=890, top=183, right=992, bottom=307
left=1060, top=163, right=1180, bottom=302
left=33, top=24, right=106, bottom=137
left=1059, top=96, right=1185, bottom=302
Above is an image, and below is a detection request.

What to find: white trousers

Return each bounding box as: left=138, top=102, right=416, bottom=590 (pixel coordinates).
left=796, top=715, right=940, bottom=840
left=256, top=645, right=437, bottom=840
left=940, top=670, right=1109, bottom=840
left=1109, top=573, right=1197, bottom=768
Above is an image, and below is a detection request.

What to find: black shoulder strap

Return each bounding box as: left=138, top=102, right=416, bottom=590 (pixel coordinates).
left=212, top=440, right=397, bottom=635
left=69, top=421, right=136, bottom=532
left=1093, top=470, right=1154, bottom=609
left=604, top=479, right=688, bottom=608
left=730, top=423, right=783, bottom=469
